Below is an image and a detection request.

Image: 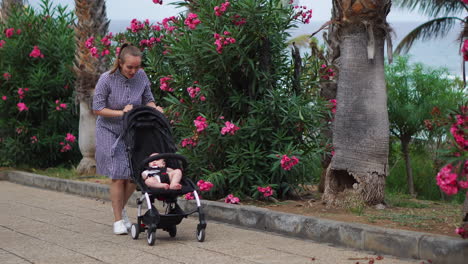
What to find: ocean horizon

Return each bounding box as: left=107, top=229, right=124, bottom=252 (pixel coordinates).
left=109, top=20, right=462, bottom=76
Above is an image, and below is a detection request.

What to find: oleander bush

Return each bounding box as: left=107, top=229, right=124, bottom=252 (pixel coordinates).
left=88, top=0, right=328, bottom=198
left=0, top=0, right=79, bottom=168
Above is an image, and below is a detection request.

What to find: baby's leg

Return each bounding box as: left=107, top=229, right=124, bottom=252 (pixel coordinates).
left=169, top=170, right=182, bottom=190
left=145, top=178, right=169, bottom=189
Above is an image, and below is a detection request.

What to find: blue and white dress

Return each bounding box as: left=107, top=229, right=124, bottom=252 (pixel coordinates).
left=92, top=69, right=155, bottom=179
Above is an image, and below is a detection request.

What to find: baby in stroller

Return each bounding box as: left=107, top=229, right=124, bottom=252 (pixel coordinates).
left=141, top=153, right=182, bottom=190
left=123, top=106, right=206, bottom=246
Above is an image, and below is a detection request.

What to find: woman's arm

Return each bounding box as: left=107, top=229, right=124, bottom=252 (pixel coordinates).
left=94, top=104, right=133, bottom=117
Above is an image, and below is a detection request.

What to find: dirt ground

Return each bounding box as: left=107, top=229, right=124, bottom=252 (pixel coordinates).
left=83, top=177, right=463, bottom=238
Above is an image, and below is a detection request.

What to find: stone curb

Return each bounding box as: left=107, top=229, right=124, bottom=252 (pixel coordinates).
left=2, top=170, right=467, bottom=264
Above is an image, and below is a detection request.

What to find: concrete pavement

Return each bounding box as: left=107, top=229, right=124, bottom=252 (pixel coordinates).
left=0, top=181, right=419, bottom=264
left=1, top=170, right=467, bottom=263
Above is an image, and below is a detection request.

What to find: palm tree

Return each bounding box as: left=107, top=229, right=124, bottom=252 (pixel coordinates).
left=321, top=0, right=392, bottom=206
left=74, top=0, right=109, bottom=174
left=393, top=0, right=467, bottom=55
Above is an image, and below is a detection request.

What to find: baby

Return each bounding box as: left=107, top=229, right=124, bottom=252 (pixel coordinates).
left=141, top=153, right=182, bottom=190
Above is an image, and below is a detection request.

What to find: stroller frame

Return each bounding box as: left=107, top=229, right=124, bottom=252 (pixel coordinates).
left=123, top=106, right=207, bottom=246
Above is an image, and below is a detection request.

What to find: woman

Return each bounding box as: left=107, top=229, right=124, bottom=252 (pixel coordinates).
left=93, top=43, right=163, bottom=235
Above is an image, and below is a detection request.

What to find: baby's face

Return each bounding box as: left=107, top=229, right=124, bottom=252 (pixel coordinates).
left=149, top=159, right=165, bottom=168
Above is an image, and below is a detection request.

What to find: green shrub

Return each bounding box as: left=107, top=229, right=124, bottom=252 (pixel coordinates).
left=0, top=0, right=78, bottom=168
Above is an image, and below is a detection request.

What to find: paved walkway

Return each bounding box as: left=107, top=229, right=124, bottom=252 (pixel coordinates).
left=0, top=182, right=419, bottom=264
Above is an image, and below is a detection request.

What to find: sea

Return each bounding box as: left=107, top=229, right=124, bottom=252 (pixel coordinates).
left=109, top=20, right=461, bottom=76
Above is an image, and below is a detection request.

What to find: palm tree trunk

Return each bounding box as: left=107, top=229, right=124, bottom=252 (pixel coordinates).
left=401, top=135, right=415, bottom=196
left=323, top=0, right=392, bottom=206
left=0, top=0, right=23, bottom=21
left=74, top=0, right=109, bottom=175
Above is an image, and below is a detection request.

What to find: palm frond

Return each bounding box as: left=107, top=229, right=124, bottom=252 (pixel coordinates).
left=392, top=0, right=466, bottom=18
left=394, top=17, right=462, bottom=55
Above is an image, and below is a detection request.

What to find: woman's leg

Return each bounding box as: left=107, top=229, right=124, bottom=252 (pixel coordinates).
left=123, top=180, right=136, bottom=205
left=110, top=179, right=127, bottom=221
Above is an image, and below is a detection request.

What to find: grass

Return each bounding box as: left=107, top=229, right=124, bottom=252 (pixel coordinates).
left=28, top=167, right=106, bottom=181
left=385, top=193, right=430, bottom=208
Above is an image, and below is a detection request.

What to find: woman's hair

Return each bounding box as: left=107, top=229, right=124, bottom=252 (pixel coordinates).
left=110, top=43, right=142, bottom=74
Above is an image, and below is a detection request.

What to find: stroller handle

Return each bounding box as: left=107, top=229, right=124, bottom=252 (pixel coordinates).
left=140, top=153, right=188, bottom=171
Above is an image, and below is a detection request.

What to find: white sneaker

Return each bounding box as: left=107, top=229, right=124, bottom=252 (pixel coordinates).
left=113, top=220, right=128, bottom=235
left=122, top=208, right=132, bottom=229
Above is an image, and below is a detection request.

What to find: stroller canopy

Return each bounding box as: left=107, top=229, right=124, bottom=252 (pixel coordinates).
left=122, top=106, right=180, bottom=177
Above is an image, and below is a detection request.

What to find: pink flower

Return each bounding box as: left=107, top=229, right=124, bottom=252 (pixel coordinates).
left=100, top=33, right=112, bottom=46
left=0, top=40, right=5, bottom=48
left=127, top=18, right=145, bottom=33
left=224, top=194, right=240, bottom=204
left=153, top=0, right=163, bottom=4
left=29, top=46, right=44, bottom=58
left=293, top=5, right=313, bottom=24
left=280, top=155, right=299, bottom=171
left=65, top=133, right=76, bottom=143
left=328, top=99, right=337, bottom=114
left=60, top=142, right=72, bottom=152
left=55, top=100, right=67, bottom=111
left=257, top=186, right=274, bottom=197
left=16, top=29, right=21, bottom=35
left=187, top=86, right=201, bottom=98
left=184, top=13, right=201, bottom=30
left=214, top=1, right=230, bottom=16
left=90, top=47, right=99, bottom=58
left=160, top=76, right=174, bottom=92
left=184, top=192, right=195, bottom=200
left=197, top=180, right=214, bottom=192
left=220, top=121, right=240, bottom=135
left=231, top=14, right=246, bottom=26
left=17, top=88, right=27, bottom=99
left=85, top=36, right=94, bottom=49
left=16, top=127, right=23, bottom=134
left=213, top=32, right=236, bottom=54
left=5, top=28, right=15, bottom=38
left=30, top=136, right=38, bottom=144
left=194, top=116, right=208, bottom=132
left=200, top=95, right=206, bottom=101
left=1, top=95, right=6, bottom=101
left=436, top=164, right=459, bottom=195
left=3, top=72, right=11, bottom=80
left=17, top=102, right=29, bottom=112
left=455, top=227, right=468, bottom=239
left=181, top=137, right=197, bottom=148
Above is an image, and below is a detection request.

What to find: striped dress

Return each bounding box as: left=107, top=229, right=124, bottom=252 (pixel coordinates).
left=92, top=69, right=155, bottom=179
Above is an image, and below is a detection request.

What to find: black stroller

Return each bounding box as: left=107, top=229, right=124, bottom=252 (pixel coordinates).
left=122, top=105, right=206, bottom=246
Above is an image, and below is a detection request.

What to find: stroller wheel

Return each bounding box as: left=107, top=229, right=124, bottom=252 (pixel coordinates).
left=196, top=228, right=205, bottom=242
left=131, top=224, right=140, bottom=240
left=168, top=226, right=177, bottom=238
left=147, top=229, right=156, bottom=246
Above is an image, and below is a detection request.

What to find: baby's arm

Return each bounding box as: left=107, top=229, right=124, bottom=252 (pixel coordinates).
left=141, top=170, right=149, bottom=180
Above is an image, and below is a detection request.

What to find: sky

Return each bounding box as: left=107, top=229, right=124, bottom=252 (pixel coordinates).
left=26, top=0, right=431, bottom=22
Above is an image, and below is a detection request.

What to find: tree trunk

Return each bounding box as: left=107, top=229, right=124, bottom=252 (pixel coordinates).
left=0, top=0, right=23, bottom=21
left=323, top=0, right=392, bottom=206
left=77, top=100, right=96, bottom=174
left=400, top=135, right=415, bottom=196
left=74, top=0, right=109, bottom=175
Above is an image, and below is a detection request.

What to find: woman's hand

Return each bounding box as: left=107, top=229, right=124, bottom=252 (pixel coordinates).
left=155, top=106, right=164, bottom=113
left=123, top=104, right=133, bottom=113
left=146, top=101, right=164, bottom=113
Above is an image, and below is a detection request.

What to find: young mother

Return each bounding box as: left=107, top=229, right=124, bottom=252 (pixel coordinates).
left=93, top=43, right=163, bottom=235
